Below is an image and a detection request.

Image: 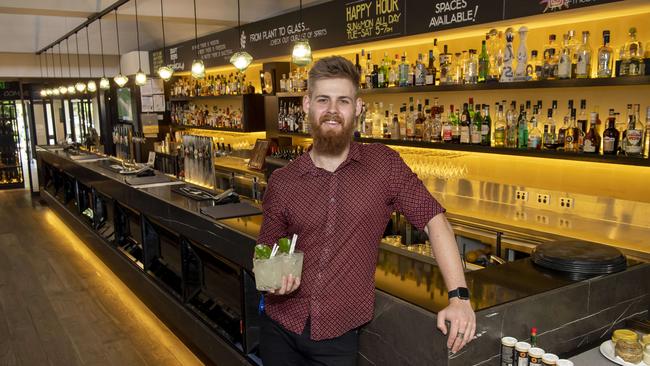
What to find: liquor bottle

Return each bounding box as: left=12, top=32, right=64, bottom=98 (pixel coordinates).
left=432, top=98, right=443, bottom=142
left=460, top=103, right=471, bottom=144
left=406, top=104, right=416, bottom=140
left=451, top=105, right=460, bottom=144
left=379, top=52, right=390, bottom=88
left=415, top=53, right=427, bottom=86
left=567, top=29, right=579, bottom=75
left=528, top=105, right=542, bottom=150
left=370, top=65, right=379, bottom=89
left=481, top=104, right=492, bottom=146
left=493, top=103, right=507, bottom=147
left=383, top=110, right=391, bottom=139
left=515, top=26, right=529, bottom=81
left=597, top=30, right=614, bottom=78
left=465, top=49, right=479, bottom=84
left=624, top=104, right=644, bottom=157
left=486, top=30, right=502, bottom=82
left=415, top=102, right=425, bottom=140
left=576, top=31, right=592, bottom=78
left=391, top=112, right=400, bottom=140
left=517, top=104, right=528, bottom=149
left=432, top=38, right=441, bottom=71
left=543, top=108, right=558, bottom=149
left=564, top=109, right=580, bottom=152
left=644, top=106, right=650, bottom=158
left=542, top=34, right=559, bottom=80
left=439, top=45, right=452, bottom=85
left=355, top=53, right=362, bottom=86
left=603, top=110, right=620, bottom=155
left=389, top=54, right=398, bottom=87
left=506, top=101, right=518, bottom=148
left=625, top=27, right=643, bottom=76
left=452, top=52, right=463, bottom=84
left=527, top=50, right=541, bottom=81
left=373, top=102, right=384, bottom=138
left=479, top=39, right=490, bottom=83
left=583, top=112, right=601, bottom=154
left=558, top=34, right=573, bottom=79
left=577, top=100, right=588, bottom=132
left=399, top=104, right=407, bottom=139
left=399, top=53, right=409, bottom=87
left=426, top=50, right=436, bottom=85
left=471, top=106, right=482, bottom=144
left=442, top=104, right=454, bottom=143
left=468, top=97, right=476, bottom=120
left=557, top=100, right=573, bottom=148
left=500, top=28, right=515, bottom=82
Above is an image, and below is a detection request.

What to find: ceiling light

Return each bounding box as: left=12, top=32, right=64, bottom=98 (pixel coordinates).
left=46, top=89, right=53, bottom=96
left=40, top=89, right=48, bottom=97
left=52, top=88, right=60, bottom=96
left=230, top=0, right=253, bottom=71
left=59, top=86, right=68, bottom=94
left=158, top=0, right=174, bottom=81
left=135, top=70, right=147, bottom=86
left=191, top=59, right=205, bottom=79
left=292, top=39, right=312, bottom=67
left=87, top=80, right=97, bottom=92
left=100, top=77, right=110, bottom=89
left=68, top=85, right=76, bottom=94
left=76, top=81, right=87, bottom=92
left=114, top=74, right=129, bottom=87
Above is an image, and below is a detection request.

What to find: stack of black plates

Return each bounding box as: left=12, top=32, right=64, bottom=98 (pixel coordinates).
left=532, top=240, right=627, bottom=278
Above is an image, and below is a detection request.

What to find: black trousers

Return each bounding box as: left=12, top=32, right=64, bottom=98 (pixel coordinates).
left=259, top=314, right=359, bottom=366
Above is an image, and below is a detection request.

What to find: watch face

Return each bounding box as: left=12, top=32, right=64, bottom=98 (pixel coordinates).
left=458, top=288, right=470, bottom=299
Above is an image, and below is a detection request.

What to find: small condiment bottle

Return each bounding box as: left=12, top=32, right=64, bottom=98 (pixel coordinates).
left=515, top=341, right=531, bottom=366
left=501, top=337, right=518, bottom=366
left=528, top=348, right=544, bottom=366
left=541, top=353, right=559, bottom=366
left=556, top=360, right=574, bottom=366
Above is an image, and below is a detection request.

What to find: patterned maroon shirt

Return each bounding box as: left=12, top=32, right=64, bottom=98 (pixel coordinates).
left=258, top=142, right=445, bottom=340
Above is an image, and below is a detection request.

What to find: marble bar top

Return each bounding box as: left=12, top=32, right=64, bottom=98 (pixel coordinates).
left=36, top=146, right=645, bottom=315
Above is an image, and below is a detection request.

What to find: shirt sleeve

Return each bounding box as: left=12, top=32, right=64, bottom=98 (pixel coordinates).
left=387, top=147, right=445, bottom=231
left=257, top=173, right=289, bottom=246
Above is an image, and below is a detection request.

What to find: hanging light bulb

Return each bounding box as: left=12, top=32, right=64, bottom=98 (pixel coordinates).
left=75, top=81, right=87, bottom=92
left=135, top=70, right=147, bottom=86
left=68, top=85, right=76, bottom=94
left=87, top=80, right=97, bottom=92
left=157, top=65, right=173, bottom=81
left=114, top=73, right=129, bottom=87
left=191, top=59, right=205, bottom=79
left=46, top=89, right=53, bottom=96
left=292, top=39, right=312, bottom=67
left=99, top=77, right=110, bottom=89
left=40, top=89, right=48, bottom=97
left=158, top=0, right=173, bottom=81
left=52, top=88, right=60, bottom=96
left=230, top=51, right=253, bottom=71
left=59, top=86, right=68, bottom=95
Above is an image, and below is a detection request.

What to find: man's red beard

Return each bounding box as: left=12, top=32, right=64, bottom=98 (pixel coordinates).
left=310, top=112, right=355, bottom=156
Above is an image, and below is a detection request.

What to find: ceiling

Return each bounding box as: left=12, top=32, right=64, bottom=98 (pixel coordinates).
left=0, top=0, right=330, bottom=55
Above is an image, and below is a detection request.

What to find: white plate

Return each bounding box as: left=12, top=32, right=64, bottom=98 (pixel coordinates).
left=600, top=340, right=647, bottom=366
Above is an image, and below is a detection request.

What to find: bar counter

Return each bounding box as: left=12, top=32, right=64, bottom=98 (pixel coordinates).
left=36, top=146, right=650, bottom=366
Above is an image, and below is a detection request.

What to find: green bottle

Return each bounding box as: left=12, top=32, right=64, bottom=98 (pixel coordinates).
left=517, top=104, right=529, bottom=149
left=479, top=38, right=490, bottom=83
left=481, top=104, right=492, bottom=146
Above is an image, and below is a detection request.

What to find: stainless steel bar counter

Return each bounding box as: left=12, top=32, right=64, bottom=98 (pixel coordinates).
left=36, top=146, right=650, bottom=366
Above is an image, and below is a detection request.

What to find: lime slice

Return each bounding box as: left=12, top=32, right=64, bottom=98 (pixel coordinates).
left=254, top=244, right=272, bottom=260
left=278, top=237, right=291, bottom=254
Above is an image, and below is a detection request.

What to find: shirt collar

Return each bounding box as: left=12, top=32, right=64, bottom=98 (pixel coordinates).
left=297, top=141, right=363, bottom=176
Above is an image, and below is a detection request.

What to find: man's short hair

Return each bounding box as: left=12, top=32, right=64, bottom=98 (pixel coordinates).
left=307, top=56, right=360, bottom=96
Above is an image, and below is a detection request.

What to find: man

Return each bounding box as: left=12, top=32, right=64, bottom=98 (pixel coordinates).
left=257, top=56, right=475, bottom=365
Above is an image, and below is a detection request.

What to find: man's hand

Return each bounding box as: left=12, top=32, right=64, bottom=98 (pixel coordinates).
left=268, top=274, right=301, bottom=295
left=437, top=298, right=476, bottom=353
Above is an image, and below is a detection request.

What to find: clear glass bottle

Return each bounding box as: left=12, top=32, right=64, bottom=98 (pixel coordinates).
left=527, top=50, right=541, bottom=81
left=426, top=50, right=436, bottom=85
left=543, top=108, right=558, bottom=150
left=465, top=49, right=479, bottom=84
left=528, top=105, right=542, bottom=150
left=452, top=52, right=463, bottom=84
left=415, top=53, right=427, bottom=86
left=643, top=106, right=650, bottom=158
left=583, top=111, right=601, bottom=154
left=471, top=105, right=482, bottom=144
left=558, top=34, right=573, bottom=79
left=597, top=30, right=614, bottom=78
left=439, top=45, right=452, bottom=85
left=460, top=51, right=469, bottom=84
left=564, top=108, right=580, bottom=153
left=624, top=104, right=643, bottom=156
left=398, top=53, right=409, bottom=87
left=505, top=101, right=518, bottom=148
left=625, top=27, right=643, bottom=76
left=576, top=31, right=592, bottom=78
left=493, top=103, right=506, bottom=147
left=388, top=54, right=398, bottom=87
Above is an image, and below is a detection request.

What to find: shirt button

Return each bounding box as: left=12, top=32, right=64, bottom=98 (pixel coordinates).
left=330, top=197, right=335, bottom=203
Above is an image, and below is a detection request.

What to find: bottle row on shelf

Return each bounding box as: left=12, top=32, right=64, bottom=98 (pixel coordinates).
left=0, top=146, right=20, bottom=166
left=170, top=73, right=256, bottom=98
left=356, top=97, right=650, bottom=158
left=0, top=168, right=22, bottom=185
left=357, top=26, right=647, bottom=89
left=171, top=103, right=244, bottom=130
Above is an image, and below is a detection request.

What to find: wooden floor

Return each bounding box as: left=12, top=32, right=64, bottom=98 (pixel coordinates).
left=0, top=189, right=204, bottom=366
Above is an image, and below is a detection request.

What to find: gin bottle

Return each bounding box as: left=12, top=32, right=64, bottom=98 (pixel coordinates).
left=575, top=31, right=592, bottom=78
left=597, top=30, right=614, bottom=78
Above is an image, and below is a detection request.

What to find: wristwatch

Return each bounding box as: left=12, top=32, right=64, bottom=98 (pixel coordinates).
left=448, top=287, right=470, bottom=301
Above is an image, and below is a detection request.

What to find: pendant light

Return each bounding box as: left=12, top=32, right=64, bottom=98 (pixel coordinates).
left=98, top=17, right=110, bottom=89
left=291, top=0, right=312, bottom=66
left=157, top=0, right=173, bottom=81
left=85, top=26, right=97, bottom=92
left=229, top=0, right=253, bottom=72
left=74, top=33, right=87, bottom=92
left=190, top=0, right=205, bottom=79
left=65, top=38, right=76, bottom=94
left=133, top=0, right=147, bottom=86
left=39, top=54, right=47, bottom=97
left=58, top=43, right=67, bottom=95
left=113, top=9, right=129, bottom=87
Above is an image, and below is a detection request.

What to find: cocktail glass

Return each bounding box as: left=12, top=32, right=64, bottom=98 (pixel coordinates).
left=253, top=256, right=283, bottom=291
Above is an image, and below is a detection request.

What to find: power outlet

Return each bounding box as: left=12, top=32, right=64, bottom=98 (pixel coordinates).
left=559, top=197, right=574, bottom=209
left=535, top=214, right=549, bottom=224
left=514, top=210, right=528, bottom=221
left=560, top=218, right=572, bottom=228
left=536, top=194, right=551, bottom=205
left=515, top=190, right=529, bottom=202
